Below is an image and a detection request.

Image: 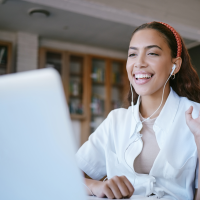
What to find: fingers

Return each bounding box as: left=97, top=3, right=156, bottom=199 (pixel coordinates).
left=108, top=179, right=124, bottom=199
left=103, top=176, right=134, bottom=199
left=121, top=176, right=135, bottom=197
left=103, top=185, right=115, bottom=199
left=185, top=106, right=193, bottom=123
left=185, top=106, right=193, bottom=115
left=113, top=176, right=129, bottom=198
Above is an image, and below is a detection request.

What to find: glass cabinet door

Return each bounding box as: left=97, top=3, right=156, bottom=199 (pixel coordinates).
left=111, top=61, right=124, bottom=110
left=45, top=51, right=62, bottom=75
left=90, top=58, right=106, bottom=133
left=69, top=55, right=84, bottom=115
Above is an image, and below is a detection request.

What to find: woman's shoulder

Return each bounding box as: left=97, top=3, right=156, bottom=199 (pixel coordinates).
left=105, top=107, right=133, bottom=132
left=179, top=96, right=200, bottom=107
left=108, top=107, right=132, bottom=120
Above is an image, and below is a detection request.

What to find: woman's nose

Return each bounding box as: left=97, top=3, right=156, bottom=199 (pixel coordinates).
left=134, top=54, right=147, bottom=68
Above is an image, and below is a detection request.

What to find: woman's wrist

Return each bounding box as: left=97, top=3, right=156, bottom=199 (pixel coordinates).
left=85, top=178, right=102, bottom=196
left=84, top=178, right=94, bottom=195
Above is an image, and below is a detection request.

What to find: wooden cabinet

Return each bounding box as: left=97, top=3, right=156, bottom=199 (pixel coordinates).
left=39, top=48, right=88, bottom=121
left=89, top=56, right=128, bottom=135
left=69, top=55, right=85, bottom=120
left=90, top=57, right=107, bottom=133
left=0, top=41, right=12, bottom=75
left=39, top=48, right=128, bottom=145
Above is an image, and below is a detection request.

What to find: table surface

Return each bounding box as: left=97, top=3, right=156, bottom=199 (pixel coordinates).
left=87, top=195, right=170, bottom=200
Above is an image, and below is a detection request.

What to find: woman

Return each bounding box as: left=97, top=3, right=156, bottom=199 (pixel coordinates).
left=76, top=21, right=200, bottom=200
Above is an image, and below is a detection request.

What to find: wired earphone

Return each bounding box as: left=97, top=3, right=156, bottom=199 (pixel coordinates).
left=83, top=65, right=177, bottom=197
left=83, top=64, right=177, bottom=196
left=121, top=64, right=177, bottom=194
left=130, top=63, right=177, bottom=122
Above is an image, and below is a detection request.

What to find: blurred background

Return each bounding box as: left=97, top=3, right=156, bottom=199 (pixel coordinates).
left=0, top=0, right=200, bottom=147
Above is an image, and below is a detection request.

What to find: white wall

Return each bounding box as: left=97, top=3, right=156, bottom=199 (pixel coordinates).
left=16, top=32, right=38, bottom=72
left=0, top=30, right=17, bottom=71
left=0, top=31, right=39, bottom=73
left=40, top=38, right=127, bottom=59
left=0, top=30, right=16, bottom=43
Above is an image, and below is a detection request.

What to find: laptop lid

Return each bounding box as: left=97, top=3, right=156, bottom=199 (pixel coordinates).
left=0, top=68, right=87, bottom=200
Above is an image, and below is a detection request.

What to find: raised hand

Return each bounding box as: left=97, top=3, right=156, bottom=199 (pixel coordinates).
left=185, top=106, right=200, bottom=139
left=91, top=175, right=134, bottom=199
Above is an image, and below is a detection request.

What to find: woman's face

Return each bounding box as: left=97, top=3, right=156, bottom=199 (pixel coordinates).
left=126, top=28, right=174, bottom=97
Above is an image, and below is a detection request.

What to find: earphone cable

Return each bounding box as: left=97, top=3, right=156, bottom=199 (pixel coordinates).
left=130, top=72, right=172, bottom=122
left=82, top=183, right=95, bottom=197
left=141, top=74, right=171, bottom=122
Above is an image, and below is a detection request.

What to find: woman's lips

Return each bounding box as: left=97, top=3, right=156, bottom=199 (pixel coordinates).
left=133, top=74, right=154, bottom=85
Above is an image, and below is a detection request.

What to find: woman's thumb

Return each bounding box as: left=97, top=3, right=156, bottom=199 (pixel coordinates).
left=185, top=106, right=193, bottom=123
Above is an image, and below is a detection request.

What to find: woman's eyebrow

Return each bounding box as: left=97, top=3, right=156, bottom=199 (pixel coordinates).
left=129, top=45, right=162, bottom=50
left=146, top=45, right=162, bottom=50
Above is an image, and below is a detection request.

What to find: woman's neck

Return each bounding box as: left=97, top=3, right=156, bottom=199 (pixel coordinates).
left=139, top=85, right=170, bottom=119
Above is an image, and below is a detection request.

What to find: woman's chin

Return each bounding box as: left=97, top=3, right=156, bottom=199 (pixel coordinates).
left=134, top=87, right=153, bottom=97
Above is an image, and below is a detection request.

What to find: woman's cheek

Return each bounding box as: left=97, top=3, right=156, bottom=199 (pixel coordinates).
left=128, top=71, right=133, bottom=83
left=126, top=61, right=133, bottom=78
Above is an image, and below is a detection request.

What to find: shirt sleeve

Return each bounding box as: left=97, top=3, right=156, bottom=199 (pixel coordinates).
left=75, top=112, right=113, bottom=180
left=195, top=157, right=199, bottom=188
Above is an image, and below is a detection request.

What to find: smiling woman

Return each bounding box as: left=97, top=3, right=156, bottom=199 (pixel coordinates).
left=75, top=21, right=200, bottom=200
left=127, top=22, right=200, bottom=106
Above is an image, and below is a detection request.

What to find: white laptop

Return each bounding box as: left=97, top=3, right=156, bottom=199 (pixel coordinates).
left=0, top=68, right=87, bottom=200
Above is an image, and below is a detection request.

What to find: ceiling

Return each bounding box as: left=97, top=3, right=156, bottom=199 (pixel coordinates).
left=85, top=0, right=200, bottom=30
left=24, top=0, right=200, bottom=41
left=0, top=0, right=199, bottom=52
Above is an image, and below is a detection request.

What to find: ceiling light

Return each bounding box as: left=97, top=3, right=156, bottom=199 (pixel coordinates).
left=0, top=0, right=7, bottom=4
left=63, top=26, right=68, bottom=30
left=28, top=8, right=50, bottom=18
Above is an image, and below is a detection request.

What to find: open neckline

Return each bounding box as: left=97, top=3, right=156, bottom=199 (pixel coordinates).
left=139, top=113, right=157, bottom=125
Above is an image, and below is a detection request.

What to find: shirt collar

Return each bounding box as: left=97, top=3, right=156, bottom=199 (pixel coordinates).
left=129, top=87, right=180, bottom=138
left=154, top=87, right=180, bottom=131
left=129, top=95, right=142, bottom=138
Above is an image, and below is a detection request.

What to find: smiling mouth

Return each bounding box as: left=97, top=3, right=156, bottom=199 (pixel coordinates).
left=134, top=74, right=154, bottom=80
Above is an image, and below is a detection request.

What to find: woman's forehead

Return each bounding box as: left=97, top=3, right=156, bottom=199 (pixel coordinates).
left=130, top=29, right=168, bottom=48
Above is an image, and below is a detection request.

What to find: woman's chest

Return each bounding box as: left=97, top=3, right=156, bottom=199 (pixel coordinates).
left=106, top=119, right=197, bottom=182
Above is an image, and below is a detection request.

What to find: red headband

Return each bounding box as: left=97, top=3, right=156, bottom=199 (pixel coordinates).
left=148, top=21, right=182, bottom=58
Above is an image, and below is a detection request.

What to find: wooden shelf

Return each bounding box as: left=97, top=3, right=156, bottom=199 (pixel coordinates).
left=91, top=113, right=104, bottom=117
left=70, top=94, right=82, bottom=98
left=0, top=64, right=7, bottom=68
left=70, top=72, right=83, bottom=77
left=70, top=114, right=86, bottom=120
left=39, top=47, right=128, bottom=146
left=112, top=83, right=123, bottom=87
left=92, top=81, right=105, bottom=85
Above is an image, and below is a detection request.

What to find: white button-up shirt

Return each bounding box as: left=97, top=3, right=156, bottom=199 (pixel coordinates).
left=76, top=88, right=199, bottom=200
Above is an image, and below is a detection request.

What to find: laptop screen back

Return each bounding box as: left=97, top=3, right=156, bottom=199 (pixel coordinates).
left=0, top=68, right=86, bottom=200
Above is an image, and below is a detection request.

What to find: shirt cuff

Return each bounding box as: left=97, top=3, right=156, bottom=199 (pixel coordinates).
left=76, top=155, right=105, bottom=180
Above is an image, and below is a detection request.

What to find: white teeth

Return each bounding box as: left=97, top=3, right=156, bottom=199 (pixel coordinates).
left=135, top=74, right=152, bottom=79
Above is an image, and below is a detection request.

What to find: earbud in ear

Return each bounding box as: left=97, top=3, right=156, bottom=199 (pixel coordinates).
left=170, top=64, right=176, bottom=75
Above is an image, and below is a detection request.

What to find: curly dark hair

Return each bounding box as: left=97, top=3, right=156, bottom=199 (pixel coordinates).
left=127, top=21, right=200, bottom=105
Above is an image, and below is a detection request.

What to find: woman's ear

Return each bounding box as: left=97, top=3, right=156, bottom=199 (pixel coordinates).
left=172, top=57, right=182, bottom=74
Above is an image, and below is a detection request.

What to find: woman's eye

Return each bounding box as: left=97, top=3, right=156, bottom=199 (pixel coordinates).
left=129, top=53, right=137, bottom=57
left=148, top=53, right=159, bottom=56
